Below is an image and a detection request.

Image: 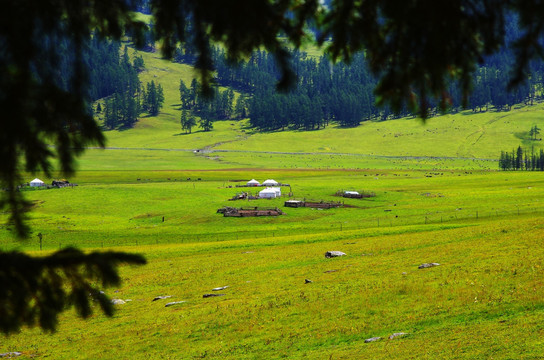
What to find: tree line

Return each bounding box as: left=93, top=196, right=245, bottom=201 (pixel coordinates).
left=499, top=146, right=544, bottom=171
left=179, top=78, right=247, bottom=133
left=168, top=13, right=544, bottom=132
left=99, top=48, right=164, bottom=129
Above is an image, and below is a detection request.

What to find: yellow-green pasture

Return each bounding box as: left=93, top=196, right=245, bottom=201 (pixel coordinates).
left=2, top=210, right=544, bottom=359
left=2, top=169, right=544, bottom=358
left=3, top=169, right=544, bottom=251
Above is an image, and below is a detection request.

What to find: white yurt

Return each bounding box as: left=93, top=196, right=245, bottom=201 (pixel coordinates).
left=344, top=191, right=360, bottom=195
left=30, top=178, right=45, bottom=187
left=259, top=188, right=278, bottom=199
left=271, top=187, right=281, bottom=196
left=262, top=179, right=279, bottom=186
left=247, top=179, right=260, bottom=186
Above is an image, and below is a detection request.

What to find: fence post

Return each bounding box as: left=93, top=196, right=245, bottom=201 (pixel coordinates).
left=38, top=233, right=42, bottom=251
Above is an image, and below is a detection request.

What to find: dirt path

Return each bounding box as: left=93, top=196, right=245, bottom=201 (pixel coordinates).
left=86, top=146, right=497, bottom=162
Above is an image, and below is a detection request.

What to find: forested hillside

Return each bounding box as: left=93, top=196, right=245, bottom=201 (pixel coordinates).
left=164, top=12, right=543, bottom=132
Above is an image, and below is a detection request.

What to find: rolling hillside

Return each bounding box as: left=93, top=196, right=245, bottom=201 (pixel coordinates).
left=4, top=42, right=544, bottom=360
left=83, top=46, right=544, bottom=172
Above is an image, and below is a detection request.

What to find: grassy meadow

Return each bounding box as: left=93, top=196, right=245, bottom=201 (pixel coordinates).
left=2, top=48, right=544, bottom=359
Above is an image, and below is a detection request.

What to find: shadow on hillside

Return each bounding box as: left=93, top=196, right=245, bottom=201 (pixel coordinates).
left=172, top=130, right=205, bottom=136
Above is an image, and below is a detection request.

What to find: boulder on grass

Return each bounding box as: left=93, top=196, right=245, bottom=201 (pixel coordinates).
left=418, top=263, right=440, bottom=269
left=325, top=251, right=346, bottom=258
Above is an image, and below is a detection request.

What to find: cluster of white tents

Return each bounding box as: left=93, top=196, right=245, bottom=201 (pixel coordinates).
left=259, top=187, right=281, bottom=199
left=246, top=179, right=282, bottom=199
left=246, top=179, right=279, bottom=187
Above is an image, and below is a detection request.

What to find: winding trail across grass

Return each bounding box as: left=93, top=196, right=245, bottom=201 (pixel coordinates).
left=86, top=146, right=498, bottom=162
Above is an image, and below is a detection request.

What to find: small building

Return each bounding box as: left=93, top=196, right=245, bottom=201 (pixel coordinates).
left=30, top=178, right=45, bottom=187
left=262, top=179, right=279, bottom=186
left=247, top=179, right=260, bottom=186
left=285, top=200, right=303, bottom=208
left=259, top=188, right=278, bottom=199
left=344, top=191, right=360, bottom=196
left=270, top=187, right=281, bottom=197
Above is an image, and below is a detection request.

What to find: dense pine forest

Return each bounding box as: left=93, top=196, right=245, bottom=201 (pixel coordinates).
left=71, top=8, right=544, bottom=133
left=56, top=35, right=164, bottom=130
left=168, top=13, right=544, bottom=132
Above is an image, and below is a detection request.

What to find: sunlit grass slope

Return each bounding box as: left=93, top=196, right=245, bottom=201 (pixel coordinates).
left=3, top=170, right=544, bottom=251
left=2, top=213, right=544, bottom=359
left=4, top=40, right=544, bottom=360
left=82, top=46, right=544, bottom=172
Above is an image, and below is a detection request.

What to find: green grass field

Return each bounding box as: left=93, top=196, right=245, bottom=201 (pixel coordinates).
left=3, top=49, right=544, bottom=359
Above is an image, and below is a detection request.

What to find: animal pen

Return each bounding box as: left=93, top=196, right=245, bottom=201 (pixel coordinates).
left=335, top=190, right=376, bottom=199
left=217, top=206, right=284, bottom=217
left=284, top=199, right=343, bottom=209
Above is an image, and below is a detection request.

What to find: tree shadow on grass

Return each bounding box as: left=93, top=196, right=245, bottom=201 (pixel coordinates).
left=172, top=130, right=205, bottom=136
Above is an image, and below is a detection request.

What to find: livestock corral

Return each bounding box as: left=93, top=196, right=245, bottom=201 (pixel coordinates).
left=284, top=199, right=343, bottom=209
left=335, top=190, right=376, bottom=198
left=217, top=206, right=284, bottom=217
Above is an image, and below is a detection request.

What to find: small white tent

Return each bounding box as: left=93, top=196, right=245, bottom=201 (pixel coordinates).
left=259, top=188, right=278, bottom=199
left=247, top=179, right=260, bottom=186
left=271, top=187, right=281, bottom=196
left=262, top=179, right=279, bottom=186
left=30, top=178, right=45, bottom=187
left=344, top=191, right=359, bottom=195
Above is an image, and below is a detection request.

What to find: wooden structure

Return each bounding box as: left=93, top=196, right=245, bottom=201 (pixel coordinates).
left=284, top=199, right=342, bottom=209
left=228, top=192, right=259, bottom=201
left=217, top=206, right=284, bottom=217
left=335, top=190, right=376, bottom=199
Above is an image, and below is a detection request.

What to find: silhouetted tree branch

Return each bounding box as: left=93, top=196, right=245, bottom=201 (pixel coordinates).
left=0, top=248, right=146, bottom=334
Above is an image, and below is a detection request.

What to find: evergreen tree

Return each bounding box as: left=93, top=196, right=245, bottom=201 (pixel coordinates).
left=180, top=110, right=196, bottom=133
left=133, top=54, right=145, bottom=72
left=143, top=81, right=164, bottom=116
left=179, top=80, right=191, bottom=109
left=198, top=113, right=214, bottom=132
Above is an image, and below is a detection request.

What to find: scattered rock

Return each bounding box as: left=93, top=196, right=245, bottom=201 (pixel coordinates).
left=165, top=301, right=185, bottom=307
left=361, top=253, right=373, bottom=256
left=402, top=272, right=407, bottom=275
left=212, top=286, right=228, bottom=291
left=325, top=251, right=346, bottom=258
left=418, top=263, right=440, bottom=269
left=152, top=295, right=172, bottom=301
left=364, top=337, right=381, bottom=343
left=242, top=251, right=254, bottom=254
left=343, top=242, right=357, bottom=245
left=305, top=279, right=313, bottom=284
left=389, top=332, right=407, bottom=340
left=324, top=269, right=338, bottom=273
left=111, top=299, right=126, bottom=305
left=203, top=293, right=226, bottom=298
left=0, top=353, right=22, bottom=358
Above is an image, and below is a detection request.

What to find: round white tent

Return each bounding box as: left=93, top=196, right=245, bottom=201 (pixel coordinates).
left=30, top=178, right=45, bottom=187
left=262, top=179, right=279, bottom=186
left=259, top=188, right=278, bottom=199
left=247, top=179, right=260, bottom=186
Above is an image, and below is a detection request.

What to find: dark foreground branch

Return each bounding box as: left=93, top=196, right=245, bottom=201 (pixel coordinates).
left=0, top=247, right=146, bottom=335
